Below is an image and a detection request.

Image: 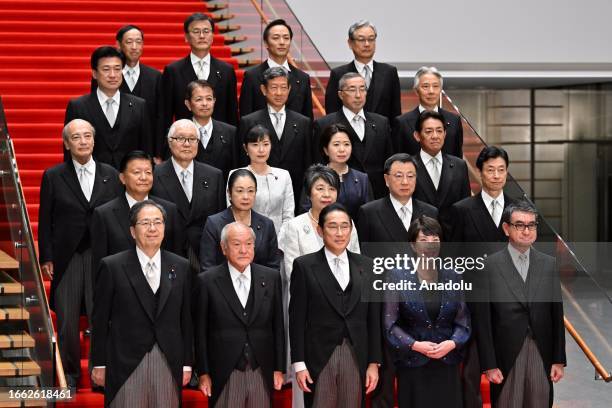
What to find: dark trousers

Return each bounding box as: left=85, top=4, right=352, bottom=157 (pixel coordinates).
left=462, top=338, right=483, bottom=408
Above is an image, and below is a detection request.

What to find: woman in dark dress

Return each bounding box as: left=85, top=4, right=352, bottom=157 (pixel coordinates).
left=383, top=216, right=471, bottom=408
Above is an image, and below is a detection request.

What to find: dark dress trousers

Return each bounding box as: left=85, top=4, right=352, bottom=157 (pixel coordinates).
left=392, top=107, right=464, bottom=158
left=474, top=247, right=566, bottom=406
left=199, top=208, right=280, bottom=273
left=90, top=194, right=185, bottom=276
left=38, top=161, right=122, bottom=309
left=289, top=249, right=382, bottom=405
left=91, top=249, right=193, bottom=406
left=313, top=110, right=393, bottom=199
left=161, top=55, right=238, bottom=136
left=239, top=61, right=313, bottom=119
left=64, top=92, right=152, bottom=169
left=151, top=160, right=225, bottom=259
left=238, top=108, right=312, bottom=209
left=325, top=61, right=401, bottom=122
left=194, top=119, right=238, bottom=182
left=195, top=263, right=285, bottom=406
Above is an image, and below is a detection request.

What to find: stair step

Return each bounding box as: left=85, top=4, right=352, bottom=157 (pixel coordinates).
left=0, top=10, right=220, bottom=24
left=0, top=56, right=240, bottom=70
left=0, top=0, right=210, bottom=12
left=0, top=359, right=41, bottom=376
left=0, top=332, right=35, bottom=349
left=5, top=108, right=67, bottom=123
left=0, top=391, right=47, bottom=406
left=0, top=307, right=30, bottom=321
left=0, top=250, right=18, bottom=270
left=0, top=44, right=233, bottom=58
left=0, top=32, right=230, bottom=46
left=0, top=270, right=23, bottom=294
left=0, top=21, right=226, bottom=35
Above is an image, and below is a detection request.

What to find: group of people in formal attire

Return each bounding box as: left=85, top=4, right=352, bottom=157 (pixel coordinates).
left=37, top=12, right=566, bottom=408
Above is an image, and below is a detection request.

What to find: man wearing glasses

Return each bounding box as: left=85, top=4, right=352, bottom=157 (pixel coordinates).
left=151, top=120, right=225, bottom=274
left=325, top=20, right=401, bottom=122
left=314, top=72, right=393, bottom=199
left=474, top=200, right=566, bottom=408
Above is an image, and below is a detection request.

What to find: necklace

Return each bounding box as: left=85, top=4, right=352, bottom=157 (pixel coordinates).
left=308, top=210, right=318, bottom=224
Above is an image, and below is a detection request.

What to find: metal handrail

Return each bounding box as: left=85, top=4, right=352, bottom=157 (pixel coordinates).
left=564, top=317, right=611, bottom=382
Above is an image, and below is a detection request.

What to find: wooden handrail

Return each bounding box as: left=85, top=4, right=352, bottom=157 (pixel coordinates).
left=564, top=316, right=611, bottom=382
left=247, top=0, right=326, bottom=116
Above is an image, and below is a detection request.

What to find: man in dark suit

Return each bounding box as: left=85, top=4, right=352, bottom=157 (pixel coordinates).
left=239, top=19, right=313, bottom=119
left=412, top=110, right=471, bottom=237
left=38, top=119, right=122, bottom=388
left=162, top=13, right=238, bottom=132
left=151, top=119, right=225, bottom=273
left=290, top=203, right=382, bottom=407
left=184, top=80, right=238, bottom=181
left=65, top=46, right=152, bottom=169
left=91, top=151, right=185, bottom=276
left=449, top=146, right=514, bottom=408
left=238, top=67, right=312, bottom=209
left=325, top=20, right=400, bottom=122
left=314, top=72, right=393, bottom=199
left=475, top=200, right=566, bottom=407
left=196, top=222, right=285, bottom=407
left=91, top=200, right=193, bottom=407
left=392, top=66, right=463, bottom=157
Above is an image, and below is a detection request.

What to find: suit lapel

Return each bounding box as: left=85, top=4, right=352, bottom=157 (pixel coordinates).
left=112, top=197, right=134, bottom=245
left=363, top=113, right=377, bottom=162
left=248, top=266, right=267, bottom=325
left=415, top=155, right=437, bottom=204
left=279, top=111, right=298, bottom=161
left=157, top=161, right=190, bottom=222
left=471, top=194, right=500, bottom=240
left=436, top=154, right=453, bottom=205
left=365, top=61, right=381, bottom=110
left=84, top=94, right=114, bottom=151
left=207, top=57, right=220, bottom=87
left=526, top=250, right=544, bottom=303
left=381, top=196, right=409, bottom=241
left=123, top=251, right=156, bottom=322
left=60, top=163, right=89, bottom=209
left=345, top=252, right=363, bottom=314
left=190, top=163, right=207, bottom=219
left=156, top=252, right=173, bottom=318
left=497, top=249, right=528, bottom=306
left=89, top=162, right=114, bottom=207
left=337, top=112, right=366, bottom=168
left=215, top=264, right=248, bottom=323
left=311, top=250, right=344, bottom=317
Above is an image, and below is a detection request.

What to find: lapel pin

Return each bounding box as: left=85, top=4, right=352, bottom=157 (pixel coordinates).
left=449, top=163, right=455, bottom=168
left=303, top=224, right=310, bottom=234
left=128, top=102, right=133, bottom=107
left=354, top=178, right=359, bottom=184
left=103, top=178, right=108, bottom=183
left=216, top=71, right=221, bottom=78
left=261, top=281, right=266, bottom=287
left=220, top=135, right=226, bottom=144
left=256, top=225, right=261, bottom=230
left=371, top=122, right=376, bottom=128
left=203, top=180, right=209, bottom=188
left=169, top=265, right=177, bottom=280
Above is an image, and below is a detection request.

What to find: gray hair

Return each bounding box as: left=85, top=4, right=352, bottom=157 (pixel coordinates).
left=348, top=19, right=377, bottom=40
left=338, top=72, right=364, bottom=91
left=129, top=199, right=167, bottom=227
left=167, top=119, right=199, bottom=140
left=220, top=222, right=256, bottom=246
left=501, top=200, right=539, bottom=225
left=62, top=119, right=95, bottom=143
left=303, top=163, right=340, bottom=197
left=413, top=66, right=443, bottom=89
left=262, top=66, right=289, bottom=86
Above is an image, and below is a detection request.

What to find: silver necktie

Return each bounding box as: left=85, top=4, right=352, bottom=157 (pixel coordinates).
left=429, top=157, right=440, bottom=189
left=272, top=112, right=284, bottom=139
left=352, top=115, right=364, bottom=141
left=237, top=274, right=249, bottom=307
left=196, top=60, right=206, bottom=80
left=518, top=253, right=528, bottom=282
left=400, top=206, right=410, bottom=231
left=126, top=68, right=136, bottom=91
left=200, top=126, right=211, bottom=149
left=491, top=200, right=499, bottom=227
left=181, top=169, right=192, bottom=202
left=333, top=258, right=347, bottom=290
left=363, top=65, right=372, bottom=89
left=78, top=166, right=92, bottom=201
left=105, top=99, right=116, bottom=127
left=145, top=261, right=157, bottom=292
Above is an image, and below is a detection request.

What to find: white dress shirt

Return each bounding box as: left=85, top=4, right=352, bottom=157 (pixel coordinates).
left=228, top=263, right=251, bottom=307
left=268, top=104, right=287, bottom=139
left=481, top=190, right=504, bottom=227
left=267, top=58, right=291, bottom=72
left=136, top=246, right=161, bottom=293
left=193, top=118, right=214, bottom=149
left=171, top=157, right=194, bottom=201
left=125, top=192, right=149, bottom=208
left=123, top=63, right=140, bottom=91
left=419, top=104, right=439, bottom=113
left=73, top=157, right=96, bottom=201
left=507, top=244, right=530, bottom=281
left=96, top=88, right=120, bottom=123
left=420, top=149, right=443, bottom=189
left=190, top=52, right=211, bottom=80
left=342, top=106, right=366, bottom=141
left=353, top=59, right=374, bottom=87
left=389, top=195, right=413, bottom=231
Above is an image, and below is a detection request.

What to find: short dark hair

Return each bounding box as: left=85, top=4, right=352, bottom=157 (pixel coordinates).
left=228, top=168, right=257, bottom=192
left=119, top=150, right=154, bottom=173
left=184, top=12, right=215, bottom=34
left=116, top=25, right=144, bottom=42
left=501, top=200, right=539, bottom=225
left=407, top=215, right=443, bottom=242
left=318, top=202, right=351, bottom=228
left=263, top=18, right=293, bottom=42
left=319, top=123, right=352, bottom=161
left=244, top=124, right=271, bottom=144
left=476, top=145, right=509, bottom=170
left=262, top=66, right=289, bottom=86
left=129, top=199, right=167, bottom=227
left=384, top=153, right=418, bottom=174
left=414, top=110, right=446, bottom=133
left=304, top=164, right=340, bottom=197
left=90, top=46, right=125, bottom=70
left=185, top=79, right=215, bottom=100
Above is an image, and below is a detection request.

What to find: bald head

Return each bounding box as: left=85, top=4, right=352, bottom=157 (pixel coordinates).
left=63, top=119, right=95, bottom=164
left=220, top=222, right=255, bottom=272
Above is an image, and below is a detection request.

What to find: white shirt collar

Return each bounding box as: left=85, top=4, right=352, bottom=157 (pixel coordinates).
left=267, top=58, right=291, bottom=72
left=193, top=117, right=213, bottom=134
left=353, top=59, right=374, bottom=74
left=389, top=195, right=413, bottom=214
left=420, top=149, right=443, bottom=166
left=135, top=246, right=161, bottom=271
left=171, top=156, right=194, bottom=176
left=418, top=104, right=439, bottom=113
left=342, top=106, right=366, bottom=123
left=481, top=189, right=504, bottom=209
left=96, top=88, right=120, bottom=107
left=268, top=104, right=286, bottom=115
left=72, top=157, right=95, bottom=172
left=324, top=247, right=349, bottom=265
left=190, top=52, right=211, bottom=66
left=228, top=262, right=252, bottom=282
left=123, top=62, right=140, bottom=76
left=507, top=243, right=530, bottom=262
left=125, top=192, right=148, bottom=208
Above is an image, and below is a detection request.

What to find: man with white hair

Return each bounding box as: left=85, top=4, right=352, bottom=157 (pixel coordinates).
left=151, top=119, right=225, bottom=273
left=325, top=19, right=401, bottom=122
left=392, top=66, right=464, bottom=157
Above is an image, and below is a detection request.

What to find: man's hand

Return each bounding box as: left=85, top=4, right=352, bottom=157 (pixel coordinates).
left=182, top=369, right=192, bottom=386
left=91, top=367, right=105, bottom=387
left=485, top=368, right=504, bottom=384
left=428, top=340, right=456, bottom=359
left=364, top=363, right=379, bottom=394
left=198, top=374, right=212, bottom=397
left=273, top=371, right=284, bottom=390
left=41, top=262, right=53, bottom=279
left=411, top=341, right=438, bottom=356
left=296, top=369, right=313, bottom=393
left=550, top=364, right=564, bottom=383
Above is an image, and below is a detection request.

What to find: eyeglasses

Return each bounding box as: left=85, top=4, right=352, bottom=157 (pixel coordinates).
left=190, top=28, right=212, bottom=36
left=508, top=222, right=538, bottom=232
left=341, top=86, right=367, bottom=95
left=170, top=136, right=199, bottom=145
left=135, top=219, right=165, bottom=229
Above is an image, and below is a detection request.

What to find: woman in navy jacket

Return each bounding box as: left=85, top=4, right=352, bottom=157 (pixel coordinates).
left=383, top=215, right=470, bottom=407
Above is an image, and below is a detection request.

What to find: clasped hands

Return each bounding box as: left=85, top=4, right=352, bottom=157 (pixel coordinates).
left=411, top=339, right=456, bottom=359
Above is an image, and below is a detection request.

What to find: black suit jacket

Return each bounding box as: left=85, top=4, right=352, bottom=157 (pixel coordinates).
left=151, top=160, right=225, bottom=258
left=90, top=194, right=185, bottom=276
left=239, top=61, right=313, bottom=119
left=38, top=161, right=122, bottom=309
left=392, top=107, right=463, bottom=158
left=313, top=110, right=393, bottom=198
left=289, top=249, right=382, bottom=381
left=193, top=119, right=238, bottom=182
left=474, top=247, right=566, bottom=405
left=91, top=64, right=163, bottom=156
left=238, top=108, right=312, bottom=208
left=325, top=61, right=401, bottom=122
left=199, top=208, right=280, bottom=272
left=161, top=55, right=238, bottom=132
left=413, top=153, right=471, bottom=237
left=91, top=249, right=193, bottom=406
left=64, top=92, right=152, bottom=169
left=195, top=263, right=285, bottom=404
left=449, top=193, right=515, bottom=245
